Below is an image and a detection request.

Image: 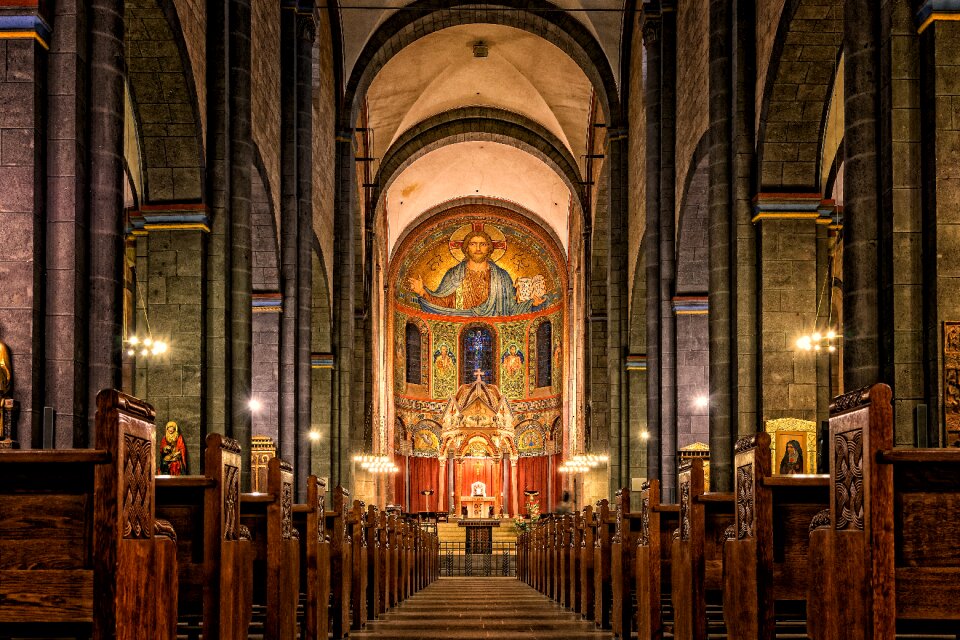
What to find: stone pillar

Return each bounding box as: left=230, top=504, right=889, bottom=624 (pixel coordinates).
left=46, top=0, right=89, bottom=448
left=659, top=3, right=678, bottom=502
left=642, top=10, right=663, bottom=492
left=733, top=0, right=759, bottom=437
left=454, top=458, right=463, bottom=516
left=131, top=206, right=208, bottom=465
left=918, top=4, right=960, bottom=447
left=0, top=11, right=48, bottom=446
left=438, top=457, right=446, bottom=512
left=331, top=133, right=356, bottom=487
left=511, top=459, right=519, bottom=515
left=755, top=195, right=821, bottom=425
left=295, top=8, right=316, bottom=501
left=502, top=452, right=509, bottom=516
left=87, top=0, right=125, bottom=442
left=708, top=0, right=733, bottom=491
left=843, top=0, right=884, bottom=390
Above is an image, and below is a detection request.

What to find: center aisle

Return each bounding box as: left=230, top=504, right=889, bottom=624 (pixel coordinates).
left=352, top=576, right=614, bottom=640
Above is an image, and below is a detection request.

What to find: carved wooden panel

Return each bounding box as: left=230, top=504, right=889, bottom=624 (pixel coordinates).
left=834, top=429, right=864, bottom=531
left=736, top=463, right=755, bottom=540
left=944, top=322, right=960, bottom=438
left=122, top=432, right=153, bottom=539
left=224, top=463, right=240, bottom=540
left=679, top=479, right=691, bottom=542
left=282, top=480, right=294, bottom=539
left=639, top=495, right=650, bottom=547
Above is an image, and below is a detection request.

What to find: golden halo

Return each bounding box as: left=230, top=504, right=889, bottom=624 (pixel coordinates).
left=449, top=223, right=507, bottom=262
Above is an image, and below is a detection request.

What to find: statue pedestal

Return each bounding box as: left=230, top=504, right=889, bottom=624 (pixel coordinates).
left=0, top=398, right=19, bottom=449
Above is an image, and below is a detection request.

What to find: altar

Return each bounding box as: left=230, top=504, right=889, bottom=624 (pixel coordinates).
left=461, top=495, right=496, bottom=519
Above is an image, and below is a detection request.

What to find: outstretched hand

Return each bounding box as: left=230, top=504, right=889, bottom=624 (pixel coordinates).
left=407, top=274, right=426, bottom=297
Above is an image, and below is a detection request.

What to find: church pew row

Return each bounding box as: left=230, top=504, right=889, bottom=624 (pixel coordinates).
left=0, top=389, right=178, bottom=639
left=807, top=383, right=960, bottom=639
left=593, top=498, right=615, bottom=629
left=672, top=458, right=733, bottom=640
left=611, top=489, right=642, bottom=639
left=636, top=479, right=679, bottom=640
left=293, top=475, right=331, bottom=640
left=723, top=432, right=829, bottom=639
left=241, top=457, right=300, bottom=639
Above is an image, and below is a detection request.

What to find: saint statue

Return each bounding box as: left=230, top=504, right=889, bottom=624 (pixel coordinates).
left=407, top=228, right=547, bottom=317
left=159, top=421, right=189, bottom=476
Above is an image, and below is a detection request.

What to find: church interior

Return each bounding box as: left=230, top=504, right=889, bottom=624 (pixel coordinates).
left=2, top=0, right=960, bottom=638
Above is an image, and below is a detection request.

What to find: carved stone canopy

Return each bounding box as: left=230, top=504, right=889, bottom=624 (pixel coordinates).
left=439, top=373, right=516, bottom=459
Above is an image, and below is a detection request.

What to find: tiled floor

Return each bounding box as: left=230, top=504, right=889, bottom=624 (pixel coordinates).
left=352, top=577, right=614, bottom=640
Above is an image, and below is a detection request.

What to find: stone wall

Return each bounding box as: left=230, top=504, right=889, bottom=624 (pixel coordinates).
left=171, top=0, right=206, bottom=140
left=676, top=313, right=709, bottom=448
left=251, top=0, right=281, bottom=219
left=627, top=16, right=646, bottom=313
left=756, top=0, right=787, bottom=134
left=313, top=10, right=337, bottom=304
left=675, top=0, right=709, bottom=216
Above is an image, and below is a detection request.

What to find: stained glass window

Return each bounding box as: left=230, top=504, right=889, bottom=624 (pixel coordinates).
left=461, top=326, right=495, bottom=384
left=405, top=322, right=422, bottom=385
left=536, top=321, right=552, bottom=388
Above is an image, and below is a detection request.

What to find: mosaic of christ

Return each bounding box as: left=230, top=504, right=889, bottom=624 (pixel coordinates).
left=396, top=215, right=563, bottom=318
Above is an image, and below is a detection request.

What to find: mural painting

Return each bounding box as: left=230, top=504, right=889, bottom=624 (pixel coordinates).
left=158, top=420, right=189, bottom=476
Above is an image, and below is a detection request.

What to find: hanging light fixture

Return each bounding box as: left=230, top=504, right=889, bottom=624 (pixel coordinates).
left=558, top=453, right=609, bottom=474
left=353, top=454, right=400, bottom=474
left=795, top=232, right=841, bottom=355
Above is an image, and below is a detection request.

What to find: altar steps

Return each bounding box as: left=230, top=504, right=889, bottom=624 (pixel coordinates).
left=436, top=519, right=518, bottom=544
left=353, top=577, right=613, bottom=640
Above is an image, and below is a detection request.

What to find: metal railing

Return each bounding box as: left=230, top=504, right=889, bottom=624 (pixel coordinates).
left=439, top=542, right=516, bottom=577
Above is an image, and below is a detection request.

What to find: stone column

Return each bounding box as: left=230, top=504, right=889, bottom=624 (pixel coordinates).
left=843, top=0, right=884, bottom=390
left=659, top=3, right=678, bottom=502
left=438, top=457, right=446, bottom=512
left=733, top=0, right=759, bottom=437
left=228, top=0, right=253, bottom=488
left=295, top=8, right=316, bottom=501
left=278, top=3, right=298, bottom=471
left=454, top=458, right=463, bottom=516
left=708, top=0, right=733, bottom=491
left=511, top=459, right=519, bottom=515
left=502, top=452, right=510, bottom=516
left=87, top=0, right=125, bottom=442
left=642, top=10, right=663, bottom=492
left=46, top=0, right=89, bottom=448
left=608, top=130, right=630, bottom=492
left=918, top=5, right=960, bottom=447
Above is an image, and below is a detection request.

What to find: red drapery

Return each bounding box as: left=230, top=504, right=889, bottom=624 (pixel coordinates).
left=407, top=456, right=441, bottom=512
left=517, top=454, right=562, bottom=513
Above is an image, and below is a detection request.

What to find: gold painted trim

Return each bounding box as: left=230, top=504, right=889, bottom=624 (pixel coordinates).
left=0, top=31, right=48, bottom=49
left=311, top=364, right=334, bottom=369
left=751, top=211, right=820, bottom=224
left=252, top=306, right=282, bottom=313
left=142, top=222, right=211, bottom=233
left=918, top=12, right=960, bottom=34
left=676, top=309, right=708, bottom=316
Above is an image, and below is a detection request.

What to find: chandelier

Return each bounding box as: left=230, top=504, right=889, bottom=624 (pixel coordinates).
left=558, top=453, right=609, bottom=474
left=124, top=276, right=168, bottom=358
left=353, top=454, right=399, bottom=474
left=795, top=329, right=838, bottom=353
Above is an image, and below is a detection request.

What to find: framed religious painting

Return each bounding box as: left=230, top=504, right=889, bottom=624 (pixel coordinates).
left=765, top=418, right=817, bottom=475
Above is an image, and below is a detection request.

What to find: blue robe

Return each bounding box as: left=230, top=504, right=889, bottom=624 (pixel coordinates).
left=415, top=260, right=545, bottom=317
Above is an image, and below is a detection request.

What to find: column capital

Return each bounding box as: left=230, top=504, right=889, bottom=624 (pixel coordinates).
left=126, top=203, right=210, bottom=235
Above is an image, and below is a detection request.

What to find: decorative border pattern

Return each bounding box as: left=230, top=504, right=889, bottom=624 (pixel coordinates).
left=736, top=463, right=755, bottom=540
left=834, top=430, right=864, bottom=531
left=122, top=433, right=153, bottom=539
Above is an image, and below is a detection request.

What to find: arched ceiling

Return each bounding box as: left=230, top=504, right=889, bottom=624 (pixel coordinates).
left=386, top=141, right=571, bottom=255
left=365, top=23, right=594, bottom=165
left=340, top=1, right=626, bottom=90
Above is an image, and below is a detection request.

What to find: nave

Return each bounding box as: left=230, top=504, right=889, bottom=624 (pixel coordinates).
left=353, top=578, right=612, bottom=640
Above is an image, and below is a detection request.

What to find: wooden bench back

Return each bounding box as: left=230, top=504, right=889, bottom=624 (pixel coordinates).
left=328, top=485, right=351, bottom=638
left=593, top=498, right=614, bottom=628
left=635, top=479, right=678, bottom=640
left=0, top=389, right=167, bottom=638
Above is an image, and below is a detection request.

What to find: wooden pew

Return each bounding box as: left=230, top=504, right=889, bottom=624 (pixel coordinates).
left=0, top=389, right=177, bottom=638
left=375, top=510, right=389, bottom=615
left=635, top=479, right=679, bottom=640
left=292, top=475, right=330, bottom=640
left=807, top=383, right=960, bottom=639
left=365, top=504, right=382, bottom=621
left=671, top=457, right=734, bottom=640
left=385, top=510, right=399, bottom=607
left=327, top=486, right=352, bottom=639
left=241, top=457, right=300, bottom=640
left=155, top=432, right=253, bottom=640
left=611, top=488, right=642, bottom=639
left=568, top=511, right=582, bottom=614
left=579, top=505, right=596, bottom=621
left=723, top=432, right=829, bottom=639
left=559, top=514, right=573, bottom=609
left=593, top=498, right=615, bottom=629
left=349, top=500, right=368, bottom=630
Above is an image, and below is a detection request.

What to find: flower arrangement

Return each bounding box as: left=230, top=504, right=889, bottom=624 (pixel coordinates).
left=513, top=497, right=540, bottom=534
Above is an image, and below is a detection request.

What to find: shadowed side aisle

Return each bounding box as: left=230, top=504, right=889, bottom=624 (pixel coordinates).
left=352, top=577, right=614, bottom=640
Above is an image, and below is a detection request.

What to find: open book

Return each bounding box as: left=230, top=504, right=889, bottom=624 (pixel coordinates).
left=516, top=274, right=547, bottom=302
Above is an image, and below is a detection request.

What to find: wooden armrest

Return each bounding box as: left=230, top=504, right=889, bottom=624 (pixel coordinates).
left=653, top=504, right=680, bottom=513
left=878, top=449, right=960, bottom=463
left=761, top=474, right=829, bottom=487
left=241, top=493, right=274, bottom=503
left=156, top=475, right=216, bottom=488
left=696, top=492, right=734, bottom=503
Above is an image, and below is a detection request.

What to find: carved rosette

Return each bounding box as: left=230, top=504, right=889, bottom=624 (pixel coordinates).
left=834, top=430, right=864, bottom=531
left=809, top=509, right=831, bottom=533
left=122, top=433, right=153, bottom=539
left=736, top=463, right=755, bottom=540
left=224, top=463, right=240, bottom=540
left=679, top=480, right=691, bottom=542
